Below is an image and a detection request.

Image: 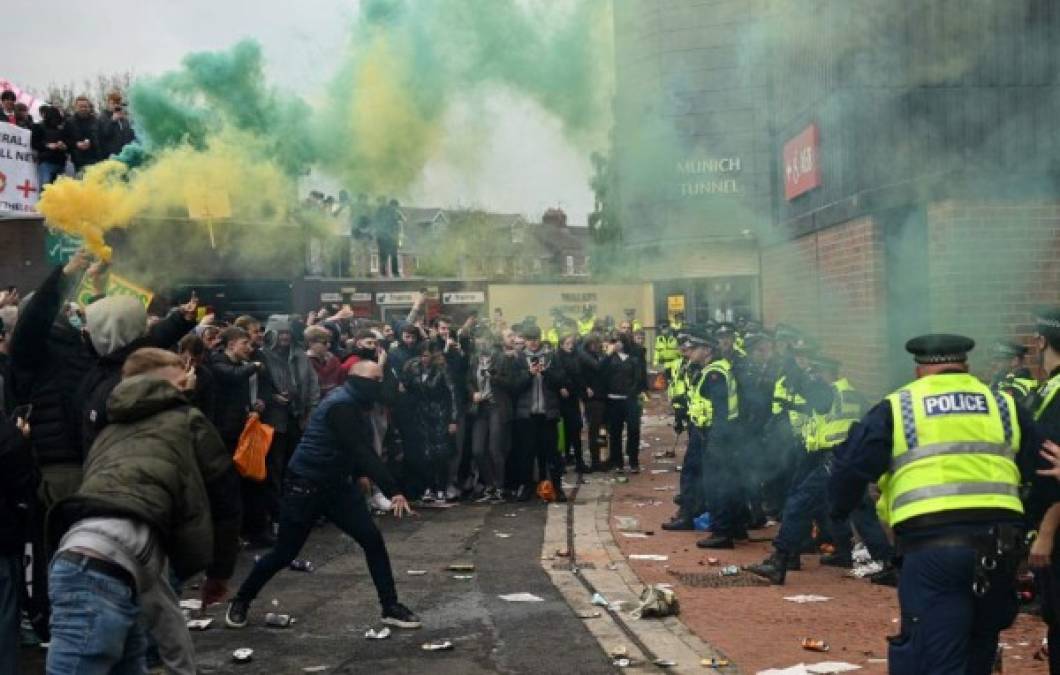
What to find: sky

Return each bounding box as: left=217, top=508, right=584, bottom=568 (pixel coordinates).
left=5, top=0, right=595, bottom=224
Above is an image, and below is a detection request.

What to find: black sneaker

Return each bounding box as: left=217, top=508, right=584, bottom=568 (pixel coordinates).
left=382, top=603, right=422, bottom=629
left=225, top=598, right=250, bottom=628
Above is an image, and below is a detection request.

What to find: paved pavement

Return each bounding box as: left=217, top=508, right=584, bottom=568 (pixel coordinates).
left=188, top=500, right=616, bottom=674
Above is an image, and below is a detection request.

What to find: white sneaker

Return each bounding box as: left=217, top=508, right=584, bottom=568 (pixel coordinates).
left=445, top=485, right=460, bottom=502
left=435, top=490, right=447, bottom=503
left=370, top=491, right=392, bottom=511
left=421, top=489, right=435, bottom=504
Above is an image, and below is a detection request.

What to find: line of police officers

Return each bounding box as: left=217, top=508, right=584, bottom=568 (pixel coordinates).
left=654, top=307, right=1060, bottom=674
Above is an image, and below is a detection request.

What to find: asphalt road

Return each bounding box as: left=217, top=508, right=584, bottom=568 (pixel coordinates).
left=184, top=499, right=615, bottom=674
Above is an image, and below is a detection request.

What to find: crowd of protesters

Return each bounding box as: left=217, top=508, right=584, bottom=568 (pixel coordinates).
left=0, top=250, right=655, bottom=673
left=2, top=88, right=137, bottom=188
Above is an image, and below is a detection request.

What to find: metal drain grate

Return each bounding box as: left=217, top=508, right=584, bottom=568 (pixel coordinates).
left=667, top=568, right=770, bottom=588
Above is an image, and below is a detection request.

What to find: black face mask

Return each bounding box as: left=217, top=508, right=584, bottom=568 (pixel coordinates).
left=350, top=376, right=382, bottom=403
left=356, top=346, right=377, bottom=361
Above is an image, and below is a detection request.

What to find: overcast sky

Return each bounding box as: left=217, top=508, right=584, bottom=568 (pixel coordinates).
left=6, top=1, right=594, bottom=224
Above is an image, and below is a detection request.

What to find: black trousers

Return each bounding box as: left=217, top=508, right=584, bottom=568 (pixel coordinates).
left=378, top=238, right=399, bottom=277
left=265, top=422, right=302, bottom=525
left=586, top=400, right=606, bottom=463
left=512, top=415, right=561, bottom=487
left=559, top=399, right=585, bottom=468
left=606, top=398, right=641, bottom=468
left=236, top=474, right=398, bottom=608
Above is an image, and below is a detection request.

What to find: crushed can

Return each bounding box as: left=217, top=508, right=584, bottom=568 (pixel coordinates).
left=289, top=559, right=315, bottom=572
left=720, top=565, right=740, bottom=577
left=232, top=648, right=254, bottom=663
left=702, top=658, right=731, bottom=668
left=265, top=612, right=293, bottom=628
left=801, top=637, right=830, bottom=652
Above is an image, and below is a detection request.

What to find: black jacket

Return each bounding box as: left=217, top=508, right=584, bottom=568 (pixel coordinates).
left=31, top=122, right=68, bottom=165
left=98, top=116, right=136, bottom=159
left=63, top=113, right=101, bottom=169
left=76, top=311, right=195, bottom=454
left=555, top=348, right=586, bottom=398
left=511, top=349, right=569, bottom=420
left=601, top=352, right=645, bottom=399
left=207, top=351, right=259, bottom=445
left=0, top=418, right=38, bottom=555
left=576, top=345, right=607, bottom=401
left=10, top=266, right=96, bottom=466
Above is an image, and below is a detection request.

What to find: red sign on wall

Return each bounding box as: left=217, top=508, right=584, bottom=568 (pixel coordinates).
left=783, top=124, right=821, bottom=201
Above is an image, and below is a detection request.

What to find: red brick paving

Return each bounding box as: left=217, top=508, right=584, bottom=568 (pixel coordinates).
left=608, top=416, right=1049, bottom=673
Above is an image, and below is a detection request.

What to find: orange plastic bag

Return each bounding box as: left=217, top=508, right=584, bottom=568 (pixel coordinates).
left=233, top=413, right=274, bottom=482
left=652, top=371, right=667, bottom=391
left=536, top=480, right=556, bottom=502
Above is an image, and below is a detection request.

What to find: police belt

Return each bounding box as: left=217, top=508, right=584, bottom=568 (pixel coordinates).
left=896, top=523, right=1025, bottom=597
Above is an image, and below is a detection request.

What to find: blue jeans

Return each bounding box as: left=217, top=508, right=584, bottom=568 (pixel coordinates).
left=0, top=555, right=21, bottom=675
left=46, top=555, right=147, bottom=675
left=889, top=526, right=1018, bottom=675
left=38, top=162, right=65, bottom=187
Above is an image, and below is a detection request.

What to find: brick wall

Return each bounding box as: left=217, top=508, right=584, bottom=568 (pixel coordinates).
left=928, top=201, right=1060, bottom=378
left=761, top=216, right=890, bottom=397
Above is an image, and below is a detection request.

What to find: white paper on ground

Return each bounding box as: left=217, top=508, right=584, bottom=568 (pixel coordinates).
left=782, top=595, right=832, bottom=603
left=757, top=662, right=861, bottom=675
left=498, top=593, right=545, bottom=602
left=179, top=599, right=202, bottom=610
left=628, top=554, right=668, bottom=561
left=621, top=532, right=650, bottom=539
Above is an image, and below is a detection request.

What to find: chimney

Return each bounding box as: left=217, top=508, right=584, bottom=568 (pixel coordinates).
left=542, top=208, right=567, bottom=227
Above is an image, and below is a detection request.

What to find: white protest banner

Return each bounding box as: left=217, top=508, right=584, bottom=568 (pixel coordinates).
left=0, top=122, right=39, bottom=215
left=0, top=78, right=45, bottom=120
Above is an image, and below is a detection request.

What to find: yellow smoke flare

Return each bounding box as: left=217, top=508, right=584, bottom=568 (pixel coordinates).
left=36, top=160, right=143, bottom=261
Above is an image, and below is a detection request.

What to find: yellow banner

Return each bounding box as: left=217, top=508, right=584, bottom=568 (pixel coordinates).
left=76, top=273, right=154, bottom=309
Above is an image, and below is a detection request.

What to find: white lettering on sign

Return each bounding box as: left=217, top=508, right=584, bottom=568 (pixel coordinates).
left=676, top=158, right=742, bottom=174
left=376, top=292, right=419, bottom=305
left=923, top=393, right=990, bottom=416
left=348, top=293, right=372, bottom=303
left=320, top=292, right=342, bottom=302
left=442, top=291, right=485, bottom=305
left=679, top=180, right=740, bottom=196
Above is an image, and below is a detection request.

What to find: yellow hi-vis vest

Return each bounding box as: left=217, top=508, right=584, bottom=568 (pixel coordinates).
left=880, top=372, right=1022, bottom=528
left=667, top=358, right=688, bottom=408
left=804, top=378, right=865, bottom=452
left=773, top=376, right=809, bottom=436
left=1034, top=372, right=1060, bottom=421
left=544, top=327, right=560, bottom=348
left=654, top=334, right=680, bottom=367
left=688, top=359, right=739, bottom=428
left=577, top=317, right=596, bottom=336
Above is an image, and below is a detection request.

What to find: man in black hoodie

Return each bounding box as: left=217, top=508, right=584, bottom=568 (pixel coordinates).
left=31, top=104, right=69, bottom=186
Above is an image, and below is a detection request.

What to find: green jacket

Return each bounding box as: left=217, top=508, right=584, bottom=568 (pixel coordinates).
left=49, top=376, right=241, bottom=580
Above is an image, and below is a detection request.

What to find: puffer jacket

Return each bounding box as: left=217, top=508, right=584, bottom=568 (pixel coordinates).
left=208, top=351, right=258, bottom=445
left=10, top=265, right=96, bottom=466
left=48, top=376, right=242, bottom=580
left=0, top=417, right=38, bottom=555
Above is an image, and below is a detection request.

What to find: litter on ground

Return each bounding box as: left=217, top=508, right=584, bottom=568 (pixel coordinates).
left=498, top=592, right=544, bottom=602
left=629, top=554, right=668, bottom=561
left=783, top=595, right=833, bottom=604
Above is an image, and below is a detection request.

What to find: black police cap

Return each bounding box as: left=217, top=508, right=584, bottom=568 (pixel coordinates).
left=991, top=341, right=1028, bottom=359
left=715, top=322, right=736, bottom=337
left=905, top=334, right=975, bottom=364
left=1036, top=307, right=1060, bottom=333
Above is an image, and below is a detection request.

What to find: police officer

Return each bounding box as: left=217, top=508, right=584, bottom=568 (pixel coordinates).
left=735, top=331, right=776, bottom=529
left=1023, top=309, right=1060, bottom=674
left=624, top=308, right=643, bottom=333
left=809, top=355, right=893, bottom=568
left=653, top=321, right=681, bottom=372
left=577, top=305, right=597, bottom=337
left=828, top=334, right=1048, bottom=674
left=746, top=347, right=837, bottom=578
left=988, top=340, right=1037, bottom=403
left=662, top=335, right=706, bottom=531
left=715, top=322, right=746, bottom=363
left=692, top=335, right=744, bottom=549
